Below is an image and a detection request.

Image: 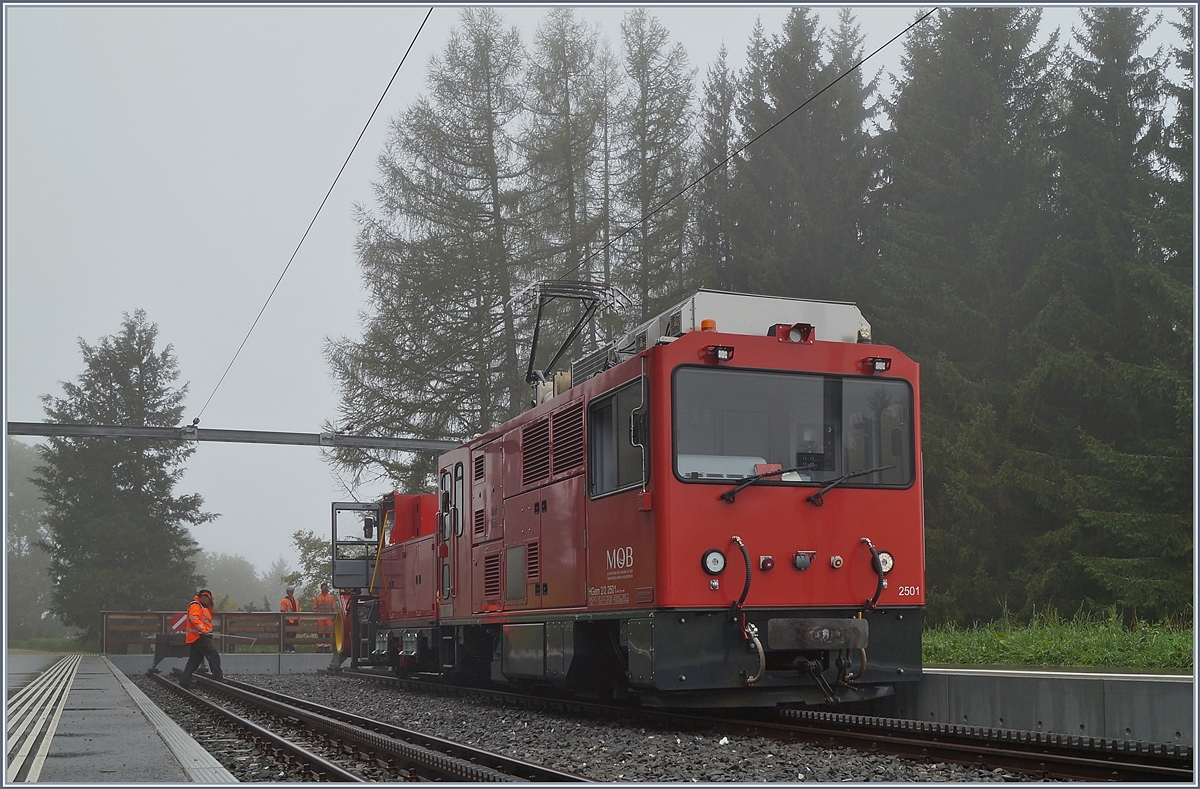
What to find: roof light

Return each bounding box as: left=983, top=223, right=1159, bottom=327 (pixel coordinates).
left=772, top=322, right=814, bottom=344
left=703, top=344, right=735, bottom=363
left=701, top=319, right=717, bottom=331
left=857, top=325, right=873, bottom=343
left=862, top=356, right=891, bottom=374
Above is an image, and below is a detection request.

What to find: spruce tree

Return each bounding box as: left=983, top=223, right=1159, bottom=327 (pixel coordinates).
left=1010, top=7, right=1190, bottom=620
left=522, top=8, right=608, bottom=359
left=727, top=9, right=877, bottom=301
left=6, top=438, right=69, bottom=639
left=524, top=7, right=604, bottom=280
left=870, top=8, right=1059, bottom=622
left=326, top=8, right=529, bottom=490
left=727, top=19, right=775, bottom=293
left=34, top=311, right=209, bottom=640
left=613, top=8, right=696, bottom=321
left=694, top=44, right=738, bottom=290
left=820, top=8, right=881, bottom=296
left=729, top=11, right=825, bottom=296
left=593, top=39, right=626, bottom=343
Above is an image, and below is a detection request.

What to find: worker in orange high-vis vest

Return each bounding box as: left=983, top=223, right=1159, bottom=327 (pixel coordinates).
left=313, top=582, right=337, bottom=653
left=179, top=589, right=223, bottom=688
left=280, top=586, right=299, bottom=652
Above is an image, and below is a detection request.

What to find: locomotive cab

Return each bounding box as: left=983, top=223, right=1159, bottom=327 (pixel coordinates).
left=331, top=289, right=924, bottom=709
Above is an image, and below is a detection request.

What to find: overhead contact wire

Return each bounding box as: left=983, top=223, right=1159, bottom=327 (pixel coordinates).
left=195, top=7, right=434, bottom=421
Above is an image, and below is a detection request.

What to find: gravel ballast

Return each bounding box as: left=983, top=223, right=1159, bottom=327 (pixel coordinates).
left=133, top=672, right=1039, bottom=782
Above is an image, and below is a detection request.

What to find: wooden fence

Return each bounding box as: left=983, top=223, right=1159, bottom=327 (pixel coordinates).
left=100, top=611, right=335, bottom=654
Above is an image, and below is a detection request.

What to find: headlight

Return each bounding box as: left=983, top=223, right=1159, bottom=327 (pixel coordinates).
left=702, top=549, right=727, bottom=575
left=874, top=550, right=895, bottom=574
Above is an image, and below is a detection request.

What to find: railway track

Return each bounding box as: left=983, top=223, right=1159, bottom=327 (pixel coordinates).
left=154, top=671, right=589, bottom=782
left=150, top=672, right=360, bottom=781
left=336, top=667, right=1193, bottom=782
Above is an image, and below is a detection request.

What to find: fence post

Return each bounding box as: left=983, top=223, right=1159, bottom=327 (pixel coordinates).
left=101, top=612, right=107, bottom=654
left=279, top=611, right=285, bottom=654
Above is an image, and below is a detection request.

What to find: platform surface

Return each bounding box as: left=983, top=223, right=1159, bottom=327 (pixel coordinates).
left=5, top=653, right=235, bottom=783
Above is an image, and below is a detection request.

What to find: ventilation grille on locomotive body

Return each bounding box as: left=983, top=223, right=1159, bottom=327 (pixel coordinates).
left=521, top=419, right=551, bottom=486
left=483, top=554, right=501, bottom=598
left=550, top=402, right=584, bottom=472
left=526, top=542, right=540, bottom=579
left=521, top=404, right=586, bottom=488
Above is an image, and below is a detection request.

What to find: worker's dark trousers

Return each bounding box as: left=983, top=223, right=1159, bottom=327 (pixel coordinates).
left=179, top=635, right=223, bottom=686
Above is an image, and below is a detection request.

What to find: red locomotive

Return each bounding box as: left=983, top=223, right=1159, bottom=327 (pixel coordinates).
left=330, top=288, right=923, bottom=708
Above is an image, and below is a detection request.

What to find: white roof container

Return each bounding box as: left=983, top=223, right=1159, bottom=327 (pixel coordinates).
left=571, top=289, right=871, bottom=384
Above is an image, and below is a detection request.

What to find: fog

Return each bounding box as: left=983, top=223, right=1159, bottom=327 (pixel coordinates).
left=3, top=5, right=1180, bottom=578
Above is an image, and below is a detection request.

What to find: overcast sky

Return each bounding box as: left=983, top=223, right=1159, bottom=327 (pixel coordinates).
left=4, top=4, right=1186, bottom=581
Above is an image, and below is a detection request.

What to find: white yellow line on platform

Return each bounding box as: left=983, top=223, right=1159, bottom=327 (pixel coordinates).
left=6, top=654, right=81, bottom=782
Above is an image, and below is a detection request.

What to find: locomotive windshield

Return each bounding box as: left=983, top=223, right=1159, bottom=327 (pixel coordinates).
left=673, top=366, right=914, bottom=487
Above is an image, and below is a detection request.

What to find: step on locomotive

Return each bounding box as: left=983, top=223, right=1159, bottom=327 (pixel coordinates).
left=329, top=288, right=924, bottom=708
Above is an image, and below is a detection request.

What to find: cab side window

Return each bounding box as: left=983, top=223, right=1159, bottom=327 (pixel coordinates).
left=589, top=377, right=648, bottom=497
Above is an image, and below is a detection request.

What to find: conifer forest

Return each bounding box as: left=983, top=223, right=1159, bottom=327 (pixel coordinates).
left=325, top=7, right=1194, bottom=626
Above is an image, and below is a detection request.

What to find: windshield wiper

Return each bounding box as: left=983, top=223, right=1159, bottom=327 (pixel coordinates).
left=720, top=466, right=814, bottom=503
left=806, top=465, right=896, bottom=507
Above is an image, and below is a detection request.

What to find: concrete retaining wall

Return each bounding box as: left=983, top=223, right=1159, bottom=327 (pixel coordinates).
left=868, top=668, right=1192, bottom=745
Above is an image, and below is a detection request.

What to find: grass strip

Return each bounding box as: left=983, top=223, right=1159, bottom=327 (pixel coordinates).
left=923, top=611, right=1193, bottom=670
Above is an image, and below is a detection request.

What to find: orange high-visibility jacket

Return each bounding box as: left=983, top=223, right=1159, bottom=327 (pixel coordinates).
left=185, top=597, right=213, bottom=644
left=280, top=595, right=299, bottom=625
left=313, top=592, right=336, bottom=627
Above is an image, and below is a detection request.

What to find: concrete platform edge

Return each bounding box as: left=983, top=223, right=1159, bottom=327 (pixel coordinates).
left=102, top=656, right=238, bottom=783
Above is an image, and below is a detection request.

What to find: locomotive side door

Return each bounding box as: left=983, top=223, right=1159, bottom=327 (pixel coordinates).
left=438, top=468, right=452, bottom=617
left=437, top=458, right=467, bottom=619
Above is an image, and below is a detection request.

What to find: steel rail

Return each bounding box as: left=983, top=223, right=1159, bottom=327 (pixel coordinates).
left=336, top=668, right=1192, bottom=782
left=149, top=673, right=363, bottom=782
left=194, top=675, right=588, bottom=782
left=6, top=421, right=459, bottom=453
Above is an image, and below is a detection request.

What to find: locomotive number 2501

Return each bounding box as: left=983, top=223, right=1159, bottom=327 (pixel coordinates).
left=897, top=585, right=920, bottom=596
